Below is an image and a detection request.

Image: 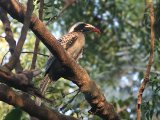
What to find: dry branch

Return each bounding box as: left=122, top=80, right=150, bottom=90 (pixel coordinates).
left=136, top=1, right=155, bottom=120
left=0, top=0, right=119, bottom=119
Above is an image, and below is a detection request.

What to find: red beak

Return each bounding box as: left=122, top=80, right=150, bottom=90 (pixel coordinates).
left=85, top=24, right=101, bottom=34
left=92, top=27, right=101, bottom=34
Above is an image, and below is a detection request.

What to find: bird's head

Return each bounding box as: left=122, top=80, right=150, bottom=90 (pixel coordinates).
left=68, top=22, right=100, bottom=34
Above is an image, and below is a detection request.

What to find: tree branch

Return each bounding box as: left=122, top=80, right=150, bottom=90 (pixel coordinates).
left=0, top=67, right=52, bottom=104
left=4, top=0, right=34, bottom=71
left=0, top=0, right=120, bottom=119
left=136, top=1, right=155, bottom=120
left=0, top=8, right=16, bottom=54
left=0, top=67, right=34, bottom=91
left=31, top=0, right=44, bottom=70
left=0, top=7, right=23, bottom=73
left=22, top=51, right=49, bottom=57
left=0, top=84, right=78, bottom=120
left=1, top=51, right=9, bottom=65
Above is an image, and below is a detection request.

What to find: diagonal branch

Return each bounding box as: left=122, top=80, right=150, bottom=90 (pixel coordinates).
left=136, top=1, right=155, bottom=120
left=0, top=84, right=78, bottom=120
left=0, top=0, right=120, bottom=119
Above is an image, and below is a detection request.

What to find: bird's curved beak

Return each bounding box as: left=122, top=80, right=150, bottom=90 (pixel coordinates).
left=85, top=24, right=101, bottom=34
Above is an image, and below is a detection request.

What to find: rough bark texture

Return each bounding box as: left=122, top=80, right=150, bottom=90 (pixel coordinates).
left=0, top=67, right=33, bottom=91
left=0, top=84, right=78, bottom=120
left=0, top=0, right=120, bottom=119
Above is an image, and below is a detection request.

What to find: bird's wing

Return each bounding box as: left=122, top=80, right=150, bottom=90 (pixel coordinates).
left=58, top=32, right=78, bottom=49
left=44, top=54, right=55, bottom=75
left=45, top=32, right=79, bottom=74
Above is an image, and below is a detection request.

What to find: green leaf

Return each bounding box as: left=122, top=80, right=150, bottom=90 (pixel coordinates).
left=4, top=108, right=22, bottom=120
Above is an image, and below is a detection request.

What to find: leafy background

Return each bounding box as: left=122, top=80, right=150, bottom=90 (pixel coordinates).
left=0, top=0, right=160, bottom=120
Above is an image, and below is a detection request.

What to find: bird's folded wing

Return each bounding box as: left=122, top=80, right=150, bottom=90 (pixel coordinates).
left=58, top=32, right=78, bottom=50
left=45, top=32, right=78, bottom=74
left=45, top=54, right=55, bottom=75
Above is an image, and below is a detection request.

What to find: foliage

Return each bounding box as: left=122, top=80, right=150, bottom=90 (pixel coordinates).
left=0, top=102, right=12, bottom=120
left=4, top=108, right=22, bottom=120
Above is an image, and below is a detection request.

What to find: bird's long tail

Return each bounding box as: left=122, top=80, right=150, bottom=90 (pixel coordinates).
left=35, top=74, right=51, bottom=106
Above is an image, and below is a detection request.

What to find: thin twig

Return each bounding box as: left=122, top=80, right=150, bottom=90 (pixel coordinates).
left=46, top=89, right=79, bottom=101
left=136, top=1, right=155, bottom=120
left=22, top=51, right=49, bottom=57
left=60, top=90, right=80, bottom=111
left=1, top=50, right=49, bottom=69
left=62, top=89, right=79, bottom=97
left=30, top=0, right=44, bottom=70
left=1, top=51, right=9, bottom=65
left=34, top=89, right=79, bottom=105
left=46, top=0, right=76, bottom=25
left=0, top=35, right=5, bottom=38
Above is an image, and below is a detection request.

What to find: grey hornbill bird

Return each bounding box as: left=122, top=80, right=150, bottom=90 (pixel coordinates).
left=36, top=22, right=100, bottom=105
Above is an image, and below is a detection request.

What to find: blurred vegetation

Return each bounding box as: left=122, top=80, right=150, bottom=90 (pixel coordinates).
left=0, top=0, right=160, bottom=120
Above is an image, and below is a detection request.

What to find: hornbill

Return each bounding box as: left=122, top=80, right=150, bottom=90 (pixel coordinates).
left=36, top=22, right=100, bottom=105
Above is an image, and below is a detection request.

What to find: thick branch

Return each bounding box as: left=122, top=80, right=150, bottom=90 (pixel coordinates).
left=0, top=84, right=78, bottom=120
left=0, top=0, right=119, bottom=119
left=0, top=67, right=34, bottom=91
left=136, top=1, right=155, bottom=120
